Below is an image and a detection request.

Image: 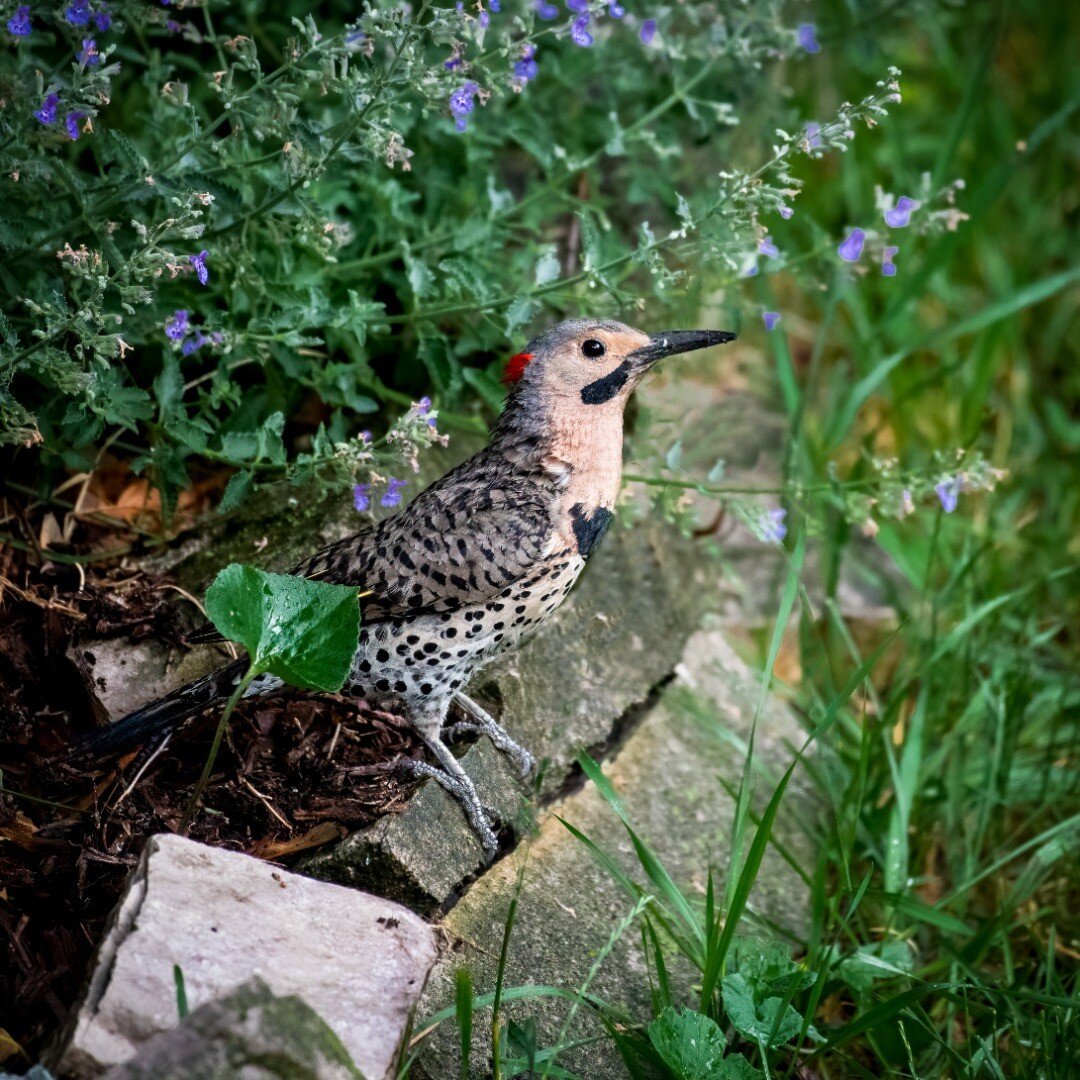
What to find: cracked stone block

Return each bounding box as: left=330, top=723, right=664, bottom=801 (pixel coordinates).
left=412, top=627, right=817, bottom=1079
left=51, top=834, right=437, bottom=1080
left=99, top=978, right=361, bottom=1080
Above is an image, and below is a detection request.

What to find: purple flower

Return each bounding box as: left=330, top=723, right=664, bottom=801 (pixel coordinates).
left=346, top=29, right=366, bottom=44
left=165, top=19, right=181, bottom=33
left=838, top=228, right=865, bottom=263
left=94, top=6, right=111, bottom=31
left=353, top=483, right=372, bottom=512
left=570, top=14, right=593, bottom=46
left=415, top=396, right=432, bottom=417
left=535, top=0, right=558, bottom=19
left=778, top=205, right=794, bottom=220
left=640, top=18, right=656, bottom=44
left=478, top=9, right=489, bottom=28
left=758, top=237, right=779, bottom=258
left=7, top=5, right=31, bottom=35
left=608, top=2, right=625, bottom=16
left=64, top=111, right=85, bottom=140
left=739, top=253, right=759, bottom=278
left=761, top=508, right=787, bottom=544
left=882, top=245, right=899, bottom=277
left=762, top=311, right=781, bottom=331
left=65, top=0, right=90, bottom=26
left=166, top=310, right=192, bottom=345
left=189, top=249, right=210, bottom=286
left=935, top=476, right=961, bottom=513
left=566, top=0, right=588, bottom=10
left=381, top=477, right=407, bottom=508
left=796, top=22, right=821, bottom=53
left=449, top=81, right=479, bottom=132
left=514, top=44, right=538, bottom=81
left=805, top=121, right=822, bottom=149
left=444, top=54, right=463, bottom=70
left=490, top=0, right=501, bottom=10
left=79, top=37, right=99, bottom=66
left=181, top=331, right=208, bottom=356
left=885, top=195, right=917, bottom=228
left=34, top=93, right=59, bottom=125
left=358, top=430, right=372, bottom=443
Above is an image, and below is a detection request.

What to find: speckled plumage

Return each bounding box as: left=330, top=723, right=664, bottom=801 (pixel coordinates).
left=84, top=318, right=736, bottom=855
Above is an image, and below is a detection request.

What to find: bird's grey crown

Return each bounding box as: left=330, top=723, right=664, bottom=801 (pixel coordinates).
left=526, top=317, right=637, bottom=355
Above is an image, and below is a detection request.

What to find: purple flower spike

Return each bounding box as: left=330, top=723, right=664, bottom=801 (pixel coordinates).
left=514, top=44, right=538, bottom=81
left=535, top=0, right=558, bottom=19
left=882, top=245, right=899, bottom=277
left=759, top=237, right=779, bottom=258
left=838, top=228, right=865, bottom=263
left=94, top=6, right=111, bottom=31
left=778, top=205, right=794, bottom=220
left=640, top=18, right=657, bottom=44
left=165, top=310, right=189, bottom=340
left=449, top=81, right=479, bottom=132
left=65, top=0, right=90, bottom=26
left=609, top=2, right=626, bottom=16
left=936, top=476, right=961, bottom=513
left=189, top=249, right=210, bottom=286
left=761, top=508, right=787, bottom=543
left=381, top=477, right=407, bottom=508
left=34, top=93, right=59, bottom=125
left=762, top=311, right=781, bottom=331
left=64, top=111, right=85, bottom=140
left=79, top=38, right=100, bottom=66
left=805, top=121, right=823, bottom=149
left=885, top=195, right=917, bottom=228
left=353, top=483, right=372, bottom=513
left=7, top=5, right=31, bottom=35
left=181, top=331, right=208, bottom=357
left=570, top=14, right=593, bottom=46
left=796, top=22, right=821, bottom=53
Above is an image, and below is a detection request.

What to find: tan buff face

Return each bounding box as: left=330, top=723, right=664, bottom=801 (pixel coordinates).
left=533, top=324, right=652, bottom=407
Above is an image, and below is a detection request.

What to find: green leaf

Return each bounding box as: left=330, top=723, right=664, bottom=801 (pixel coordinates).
left=647, top=1008, right=727, bottom=1080
left=837, top=940, right=916, bottom=995
left=721, top=973, right=802, bottom=1048
left=204, top=564, right=360, bottom=691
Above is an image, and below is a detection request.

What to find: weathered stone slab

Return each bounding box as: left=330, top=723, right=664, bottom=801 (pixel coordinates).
left=412, top=627, right=815, bottom=1079
left=99, top=978, right=361, bottom=1080
left=52, top=834, right=437, bottom=1080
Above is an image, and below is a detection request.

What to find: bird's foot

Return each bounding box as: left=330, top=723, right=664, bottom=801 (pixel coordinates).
left=449, top=692, right=536, bottom=779
left=399, top=755, right=499, bottom=860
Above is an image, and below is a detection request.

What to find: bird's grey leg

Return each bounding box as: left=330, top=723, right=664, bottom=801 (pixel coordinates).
left=413, top=731, right=500, bottom=859
left=447, top=691, right=536, bottom=779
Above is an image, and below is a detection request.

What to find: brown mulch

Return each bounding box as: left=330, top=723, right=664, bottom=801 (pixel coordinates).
left=0, top=554, right=426, bottom=1063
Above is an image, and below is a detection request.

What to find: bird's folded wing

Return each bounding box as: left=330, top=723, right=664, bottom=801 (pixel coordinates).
left=185, top=474, right=553, bottom=646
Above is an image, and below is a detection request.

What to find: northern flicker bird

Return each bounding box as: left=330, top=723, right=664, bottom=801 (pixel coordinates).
left=82, top=319, right=735, bottom=855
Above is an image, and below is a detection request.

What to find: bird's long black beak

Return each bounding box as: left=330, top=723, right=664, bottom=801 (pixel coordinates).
left=629, top=329, right=737, bottom=367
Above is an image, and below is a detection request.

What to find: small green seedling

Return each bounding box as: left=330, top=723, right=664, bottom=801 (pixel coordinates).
left=180, top=563, right=360, bottom=831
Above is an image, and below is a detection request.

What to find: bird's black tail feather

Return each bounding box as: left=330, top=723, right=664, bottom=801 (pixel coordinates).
left=71, top=657, right=249, bottom=760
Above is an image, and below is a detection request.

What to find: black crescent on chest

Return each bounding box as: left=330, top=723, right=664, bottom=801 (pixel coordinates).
left=569, top=503, right=614, bottom=558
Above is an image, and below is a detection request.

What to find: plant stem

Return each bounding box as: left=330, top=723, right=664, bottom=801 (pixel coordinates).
left=179, top=664, right=256, bottom=834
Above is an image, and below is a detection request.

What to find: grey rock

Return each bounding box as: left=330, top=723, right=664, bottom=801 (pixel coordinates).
left=412, top=628, right=815, bottom=1079
left=52, top=834, right=436, bottom=1080
left=99, top=978, right=362, bottom=1080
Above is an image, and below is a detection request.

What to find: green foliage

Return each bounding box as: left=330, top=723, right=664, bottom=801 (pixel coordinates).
left=648, top=1007, right=761, bottom=1080
left=204, top=563, right=360, bottom=692
left=0, top=0, right=904, bottom=514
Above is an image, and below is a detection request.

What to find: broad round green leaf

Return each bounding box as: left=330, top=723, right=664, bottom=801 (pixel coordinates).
left=205, top=563, right=360, bottom=692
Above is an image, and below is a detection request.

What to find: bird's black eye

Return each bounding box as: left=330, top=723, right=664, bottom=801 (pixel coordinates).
left=582, top=338, right=606, bottom=359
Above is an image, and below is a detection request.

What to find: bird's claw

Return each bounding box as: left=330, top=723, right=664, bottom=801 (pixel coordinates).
left=449, top=692, right=536, bottom=779
left=398, top=757, right=500, bottom=860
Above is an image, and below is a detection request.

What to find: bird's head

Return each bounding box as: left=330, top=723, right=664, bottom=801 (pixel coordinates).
left=502, top=318, right=736, bottom=410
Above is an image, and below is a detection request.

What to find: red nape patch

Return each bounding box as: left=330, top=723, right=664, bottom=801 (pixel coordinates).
left=502, top=352, right=534, bottom=385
